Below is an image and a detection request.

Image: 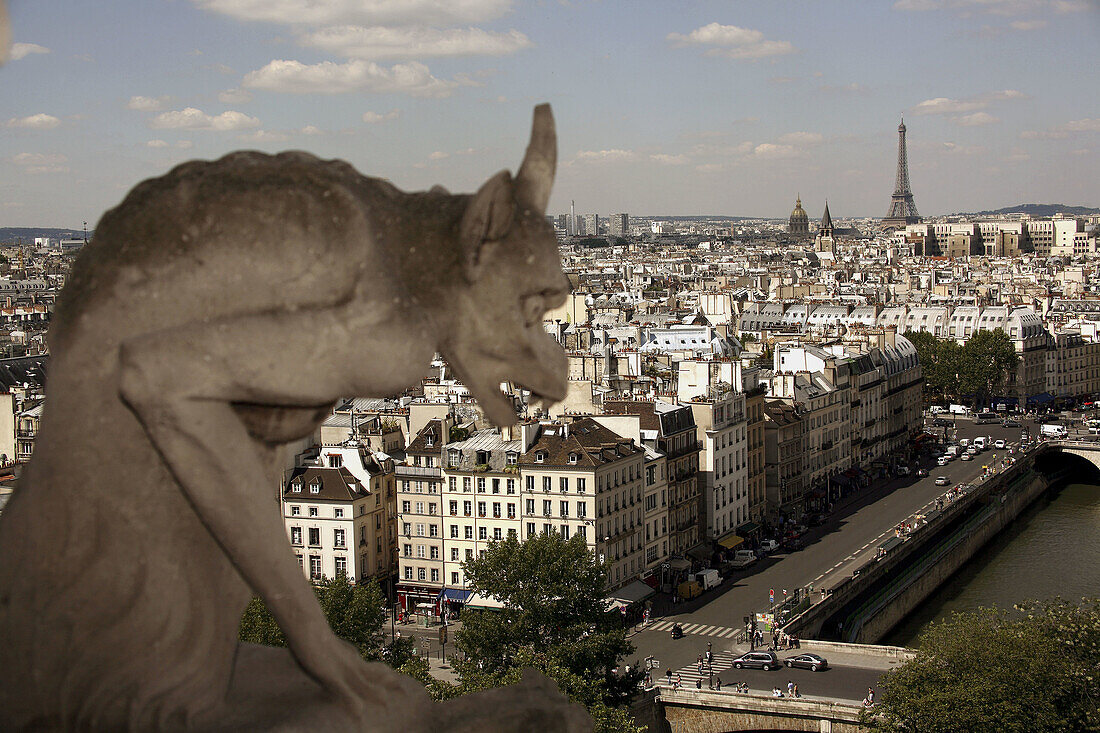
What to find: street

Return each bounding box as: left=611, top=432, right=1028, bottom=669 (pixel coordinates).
left=629, top=416, right=1032, bottom=700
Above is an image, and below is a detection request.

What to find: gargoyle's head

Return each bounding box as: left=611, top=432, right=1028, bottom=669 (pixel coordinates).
left=439, top=104, right=570, bottom=427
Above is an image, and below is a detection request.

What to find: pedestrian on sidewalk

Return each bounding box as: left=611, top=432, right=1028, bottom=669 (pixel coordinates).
left=695, top=679, right=702, bottom=689
left=666, top=667, right=672, bottom=684
left=793, top=683, right=799, bottom=698
left=787, top=680, right=794, bottom=697
left=674, top=673, right=682, bottom=690
left=715, top=677, right=722, bottom=691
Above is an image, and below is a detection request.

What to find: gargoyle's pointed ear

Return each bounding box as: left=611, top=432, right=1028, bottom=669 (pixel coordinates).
left=515, top=104, right=555, bottom=214
left=459, top=170, right=514, bottom=282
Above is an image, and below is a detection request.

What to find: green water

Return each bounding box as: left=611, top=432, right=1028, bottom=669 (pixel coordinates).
left=882, top=483, right=1100, bottom=647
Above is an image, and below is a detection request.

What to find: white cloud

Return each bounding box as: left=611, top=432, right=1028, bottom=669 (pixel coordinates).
left=912, top=89, right=1023, bottom=115
left=752, top=143, right=800, bottom=158
left=1021, top=118, right=1100, bottom=139
left=953, top=112, right=998, bottom=126
left=300, top=125, right=323, bottom=135
left=218, top=88, right=253, bottom=104
left=149, top=107, right=261, bottom=131
left=146, top=139, right=170, bottom=148
left=127, top=95, right=172, bottom=112
left=941, top=141, right=985, bottom=155
left=192, top=0, right=513, bottom=27
left=6, top=114, right=61, bottom=129
left=694, top=163, right=725, bottom=173
left=362, top=109, right=401, bottom=123
left=778, top=131, right=823, bottom=145
left=1010, top=19, right=1048, bottom=29
left=238, top=129, right=290, bottom=142
left=668, top=23, right=795, bottom=59
left=428, top=150, right=450, bottom=160
left=574, top=149, right=637, bottom=162
left=650, top=153, right=688, bottom=165
left=11, top=43, right=50, bottom=61
left=243, top=59, right=464, bottom=97
left=12, top=152, right=68, bottom=173
left=299, top=26, right=531, bottom=60
left=1065, top=118, right=1100, bottom=133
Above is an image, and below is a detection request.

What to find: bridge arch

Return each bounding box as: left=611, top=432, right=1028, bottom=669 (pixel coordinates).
left=1034, top=445, right=1100, bottom=484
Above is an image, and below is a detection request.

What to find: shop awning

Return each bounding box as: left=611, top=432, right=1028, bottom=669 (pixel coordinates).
left=1028, top=392, right=1055, bottom=404
left=605, top=579, right=656, bottom=607
left=686, top=545, right=711, bottom=562
left=668, top=557, right=691, bottom=571
left=736, top=522, right=760, bottom=536
left=717, top=532, right=744, bottom=549
left=438, top=588, right=473, bottom=603
left=465, top=592, right=506, bottom=611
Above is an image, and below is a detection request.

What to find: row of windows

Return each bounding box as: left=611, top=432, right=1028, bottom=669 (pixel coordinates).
left=289, top=526, right=346, bottom=548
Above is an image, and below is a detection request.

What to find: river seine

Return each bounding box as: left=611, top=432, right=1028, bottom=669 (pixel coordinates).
left=882, top=482, right=1100, bottom=648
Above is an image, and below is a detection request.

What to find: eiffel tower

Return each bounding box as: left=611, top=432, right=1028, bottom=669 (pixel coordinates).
left=882, top=117, right=920, bottom=228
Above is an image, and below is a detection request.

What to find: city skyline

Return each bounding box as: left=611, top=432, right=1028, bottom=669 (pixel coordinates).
left=2, top=0, right=1099, bottom=227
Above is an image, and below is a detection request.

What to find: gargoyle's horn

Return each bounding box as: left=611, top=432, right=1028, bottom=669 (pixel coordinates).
left=515, top=103, right=556, bottom=214
left=0, top=1, right=10, bottom=66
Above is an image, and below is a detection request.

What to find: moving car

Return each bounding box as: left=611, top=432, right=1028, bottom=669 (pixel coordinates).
left=935, top=476, right=950, bottom=486
left=937, top=456, right=950, bottom=466
left=784, top=653, right=829, bottom=672
left=960, top=453, right=972, bottom=461
left=732, top=651, right=779, bottom=671
left=994, top=439, right=1007, bottom=450
left=1002, top=418, right=1021, bottom=428
left=931, top=418, right=949, bottom=427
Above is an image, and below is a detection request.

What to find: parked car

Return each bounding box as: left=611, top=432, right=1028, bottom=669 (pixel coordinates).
left=807, top=512, right=828, bottom=526
left=1003, top=418, right=1021, bottom=427
left=758, top=539, right=780, bottom=554
left=784, top=653, right=829, bottom=672
left=788, top=523, right=808, bottom=537
left=994, top=439, right=1007, bottom=450
left=935, top=476, right=950, bottom=486
left=917, top=468, right=928, bottom=477
left=931, top=417, right=949, bottom=427
left=897, top=466, right=911, bottom=477
left=732, top=651, right=779, bottom=671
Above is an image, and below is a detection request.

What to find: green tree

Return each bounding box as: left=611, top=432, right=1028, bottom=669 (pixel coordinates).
left=868, top=599, right=1100, bottom=733
left=239, top=576, right=405, bottom=665
left=453, top=532, right=644, bottom=733
left=957, top=328, right=1019, bottom=408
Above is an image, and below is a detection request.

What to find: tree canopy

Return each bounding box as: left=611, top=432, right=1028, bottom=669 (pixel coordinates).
left=904, top=329, right=1019, bottom=407
left=869, top=598, right=1100, bottom=733
left=453, top=532, right=644, bottom=733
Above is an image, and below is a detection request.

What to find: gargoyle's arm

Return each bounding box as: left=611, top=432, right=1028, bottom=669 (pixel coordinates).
left=118, top=303, right=431, bottom=707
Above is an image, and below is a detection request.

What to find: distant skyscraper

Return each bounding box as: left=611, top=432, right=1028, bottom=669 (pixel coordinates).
left=580, top=213, right=598, bottom=236
left=570, top=200, right=576, bottom=235
left=608, top=213, right=629, bottom=237
left=883, top=118, right=920, bottom=228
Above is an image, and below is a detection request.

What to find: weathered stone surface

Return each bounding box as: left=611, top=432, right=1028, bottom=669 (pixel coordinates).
left=0, top=104, right=585, bottom=731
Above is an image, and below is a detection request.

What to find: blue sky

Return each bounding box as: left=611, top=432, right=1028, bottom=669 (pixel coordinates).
left=2, top=0, right=1098, bottom=227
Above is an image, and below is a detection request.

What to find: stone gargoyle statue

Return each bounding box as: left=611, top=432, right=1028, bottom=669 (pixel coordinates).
left=0, top=104, right=590, bottom=732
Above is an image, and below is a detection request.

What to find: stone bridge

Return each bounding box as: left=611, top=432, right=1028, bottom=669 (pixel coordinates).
left=1049, top=439, right=1100, bottom=473
left=658, top=688, right=866, bottom=733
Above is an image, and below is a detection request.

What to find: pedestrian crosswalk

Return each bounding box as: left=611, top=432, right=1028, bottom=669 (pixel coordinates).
left=648, top=619, right=743, bottom=639
left=655, top=651, right=740, bottom=689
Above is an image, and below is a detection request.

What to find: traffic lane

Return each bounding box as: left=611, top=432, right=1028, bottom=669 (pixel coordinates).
left=634, top=424, right=1021, bottom=669
left=714, top=663, right=889, bottom=701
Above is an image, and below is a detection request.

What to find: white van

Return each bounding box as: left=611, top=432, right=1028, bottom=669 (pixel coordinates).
left=1040, top=423, right=1067, bottom=439
left=973, top=437, right=988, bottom=451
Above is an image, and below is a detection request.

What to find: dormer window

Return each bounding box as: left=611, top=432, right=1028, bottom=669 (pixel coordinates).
left=291, top=480, right=302, bottom=493
left=426, top=434, right=434, bottom=447
left=568, top=452, right=578, bottom=464
left=448, top=451, right=460, bottom=468
left=506, top=452, right=518, bottom=466
left=535, top=451, right=546, bottom=463
left=309, top=480, right=321, bottom=494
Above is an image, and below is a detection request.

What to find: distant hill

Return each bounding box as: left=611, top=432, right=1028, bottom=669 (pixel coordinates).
left=0, top=227, right=89, bottom=245
left=958, top=204, right=1099, bottom=217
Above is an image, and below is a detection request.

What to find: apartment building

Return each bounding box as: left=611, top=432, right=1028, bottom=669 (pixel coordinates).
left=395, top=418, right=448, bottom=612
left=283, top=458, right=393, bottom=586
left=763, top=400, right=804, bottom=521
